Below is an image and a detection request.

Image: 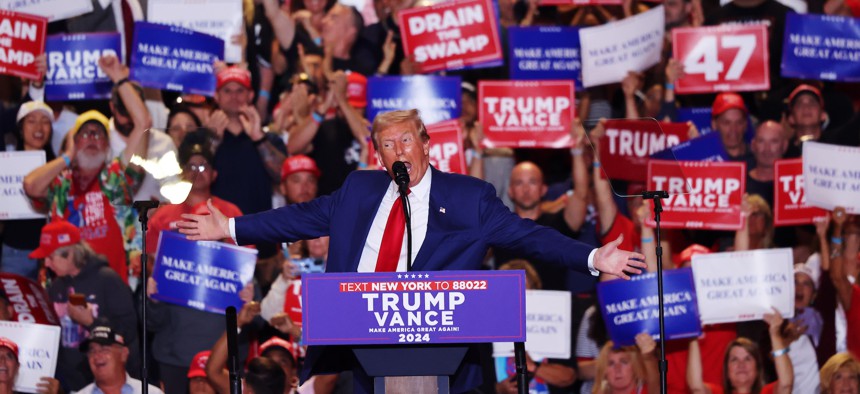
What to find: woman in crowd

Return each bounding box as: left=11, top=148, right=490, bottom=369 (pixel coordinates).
left=165, top=104, right=202, bottom=149
left=819, top=352, right=860, bottom=394
left=591, top=333, right=659, bottom=394
left=1, top=101, right=55, bottom=279
left=687, top=308, right=793, bottom=394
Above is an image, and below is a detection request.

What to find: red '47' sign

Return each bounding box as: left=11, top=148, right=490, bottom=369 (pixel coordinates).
left=599, top=120, right=690, bottom=182
left=479, top=80, right=574, bottom=148
left=672, top=24, right=769, bottom=94
left=0, top=10, right=47, bottom=80
left=774, top=158, right=827, bottom=226
left=398, top=0, right=503, bottom=73
left=646, top=160, right=746, bottom=230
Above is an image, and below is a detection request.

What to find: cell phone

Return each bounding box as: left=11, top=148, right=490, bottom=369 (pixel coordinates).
left=69, top=293, right=86, bottom=307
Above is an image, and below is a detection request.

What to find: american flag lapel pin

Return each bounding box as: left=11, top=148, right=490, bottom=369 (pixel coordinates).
left=439, top=207, right=446, bottom=214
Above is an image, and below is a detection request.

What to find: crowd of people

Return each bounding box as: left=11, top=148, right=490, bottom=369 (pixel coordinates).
left=1, top=0, right=860, bottom=393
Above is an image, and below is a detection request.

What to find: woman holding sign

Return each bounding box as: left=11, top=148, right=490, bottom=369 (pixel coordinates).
left=591, top=333, right=659, bottom=394
left=1, top=101, right=56, bottom=280
left=687, top=308, right=794, bottom=394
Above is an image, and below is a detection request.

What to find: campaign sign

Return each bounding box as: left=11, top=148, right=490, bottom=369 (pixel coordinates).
left=802, top=141, right=860, bottom=213
left=782, top=13, right=860, bottom=82
left=677, top=107, right=714, bottom=135
left=479, top=80, right=574, bottom=148
left=0, top=151, right=45, bottom=220
left=147, top=0, right=243, bottom=64
left=0, top=273, right=59, bottom=325
left=774, top=158, right=827, bottom=226
left=0, top=321, right=59, bottom=393
left=599, top=120, right=689, bottom=182
left=673, top=24, right=770, bottom=94
left=508, top=26, right=582, bottom=89
left=492, top=290, right=571, bottom=360
left=130, top=22, right=223, bottom=96
left=45, top=33, right=120, bottom=101
left=398, top=0, right=503, bottom=73
left=301, top=270, right=526, bottom=345
left=152, top=231, right=257, bottom=314
left=597, top=268, right=701, bottom=346
left=427, top=120, right=467, bottom=174
left=692, top=248, right=795, bottom=325
left=579, top=6, right=664, bottom=88
left=646, top=160, right=746, bottom=230
left=367, top=75, right=461, bottom=124
left=0, top=10, right=46, bottom=80
left=0, top=0, right=91, bottom=22
left=650, top=132, right=729, bottom=163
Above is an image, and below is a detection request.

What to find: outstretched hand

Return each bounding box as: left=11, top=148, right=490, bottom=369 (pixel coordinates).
left=593, top=234, right=646, bottom=280
left=176, top=199, right=231, bottom=241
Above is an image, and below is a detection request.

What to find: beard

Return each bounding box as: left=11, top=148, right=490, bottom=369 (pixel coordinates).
left=76, top=149, right=108, bottom=171
left=115, top=118, right=134, bottom=136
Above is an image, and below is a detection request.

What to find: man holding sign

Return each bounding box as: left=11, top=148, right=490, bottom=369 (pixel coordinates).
left=177, top=109, right=646, bottom=393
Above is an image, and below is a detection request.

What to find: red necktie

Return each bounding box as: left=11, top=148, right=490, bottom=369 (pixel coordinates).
left=375, top=192, right=409, bottom=272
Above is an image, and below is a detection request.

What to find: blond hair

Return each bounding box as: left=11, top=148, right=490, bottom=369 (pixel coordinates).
left=592, top=341, right=646, bottom=394
left=820, top=352, right=860, bottom=394
left=370, top=109, right=430, bottom=150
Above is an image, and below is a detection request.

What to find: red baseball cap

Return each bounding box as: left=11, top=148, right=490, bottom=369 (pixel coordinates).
left=346, top=71, right=367, bottom=108
left=281, top=155, right=321, bottom=182
left=0, top=337, right=18, bottom=360
left=216, top=67, right=252, bottom=91
left=29, top=221, right=81, bottom=259
left=787, top=84, right=824, bottom=107
left=711, top=93, right=747, bottom=118
left=187, top=350, right=211, bottom=378
left=259, top=337, right=297, bottom=363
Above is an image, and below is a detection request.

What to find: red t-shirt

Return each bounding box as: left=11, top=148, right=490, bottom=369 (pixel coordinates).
left=146, top=197, right=243, bottom=254
left=665, top=323, right=737, bottom=394
left=704, top=381, right=776, bottom=394
left=600, top=211, right=641, bottom=251
left=847, top=284, right=860, bottom=358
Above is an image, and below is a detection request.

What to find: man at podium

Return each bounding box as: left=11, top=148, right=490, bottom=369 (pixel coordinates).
left=177, top=109, right=646, bottom=393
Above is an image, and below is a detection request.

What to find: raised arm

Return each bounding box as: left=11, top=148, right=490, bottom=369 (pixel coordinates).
left=263, top=0, right=297, bottom=52
left=564, top=119, right=589, bottom=232
left=686, top=339, right=710, bottom=394
left=99, top=54, right=151, bottom=166
left=590, top=120, right=618, bottom=236
left=764, top=308, right=794, bottom=394
left=635, top=333, right=660, bottom=394
left=830, top=209, right=853, bottom=309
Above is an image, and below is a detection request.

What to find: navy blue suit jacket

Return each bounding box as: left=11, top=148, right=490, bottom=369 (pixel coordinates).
left=234, top=167, right=596, bottom=392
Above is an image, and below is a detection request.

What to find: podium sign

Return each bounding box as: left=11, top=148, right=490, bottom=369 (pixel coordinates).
left=302, top=270, right=526, bottom=345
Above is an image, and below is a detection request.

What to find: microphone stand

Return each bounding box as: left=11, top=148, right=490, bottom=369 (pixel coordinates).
left=226, top=306, right=242, bottom=394
left=641, top=190, right=669, bottom=394
left=133, top=200, right=160, bottom=394
left=398, top=185, right=413, bottom=271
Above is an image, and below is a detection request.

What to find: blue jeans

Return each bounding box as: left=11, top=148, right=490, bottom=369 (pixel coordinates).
left=1, top=243, right=39, bottom=280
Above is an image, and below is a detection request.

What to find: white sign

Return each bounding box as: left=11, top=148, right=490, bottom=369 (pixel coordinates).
left=0, top=321, right=60, bottom=393
left=0, top=151, right=45, bottom=220
left=578, top=6, right=664, bottom=87
left=147, top=0, right=243, bottom=64
left=803, top=141, right=860, bottom=214
left=692, top=248, right=794, bottom=325
left=0, top=0, right=92, bottom=22
left=492, top=290, right=571, bottom=360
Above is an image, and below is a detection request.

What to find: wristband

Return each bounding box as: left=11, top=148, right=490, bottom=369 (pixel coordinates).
left=62, top=154, right=71, bottom=167
left=311, top=112, right=324, bottom=124
left=570, top=147, right=583, bottom=156
left=832, top=237, right=843, bottom=245
left=114, top=77, right=130, bottom=88
left=641, top=237, right=654, bottom=243
left=357, top=162, right=368, bottom=169
left=665, top=83, right=675, bottom=91
left=771, top=347, right=789, bottom=357
left=593, top=161, right=601, bottom=168
left=259, top=90, right=271, bottom=100
left=313, top=37, right=322, bottom=46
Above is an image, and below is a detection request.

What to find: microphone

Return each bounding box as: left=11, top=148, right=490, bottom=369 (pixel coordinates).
left=392, top=161, right=410, bottom=194
left=132, top=200, right=161, bottom=211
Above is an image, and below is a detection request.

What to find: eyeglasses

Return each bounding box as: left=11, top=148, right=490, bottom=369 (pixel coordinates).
left=185, top=163, right=209, bottom=173
left=77, top=130, right=105, bottom=140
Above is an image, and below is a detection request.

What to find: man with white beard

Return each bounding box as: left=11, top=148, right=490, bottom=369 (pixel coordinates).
left=23, top=55, right=150, bottom=285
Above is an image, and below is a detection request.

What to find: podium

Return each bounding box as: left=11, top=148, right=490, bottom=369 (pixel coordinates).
left=301, top=270, right=528, bottom=394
